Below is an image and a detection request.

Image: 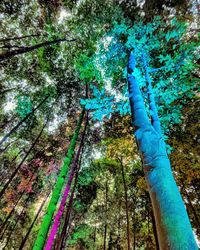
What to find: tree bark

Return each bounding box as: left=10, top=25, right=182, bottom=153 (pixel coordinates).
left=0, top=142, right=11, bottom=154
left=33, top=109, right=85, bottom=250
left=45, top=112, right=88, bottom=250
left=0, top=219, right=11, bottom=242
left=151, top=207, right=160, bottom=250
left=2, top=196, right=30, bottom=250
left=56, top=164, right=81, bottom=250
left=0, top=121, right=47, bottom=199
left=0, top=164, right=38, bottom=234
left=108, top=232, right=113, bottom=250
left=18, top=193, right=50, bottom=250
left=120, top=160, right=131, bottom=250
left=56, top=171, right=78, bottom=250
left=131, top=196, right=136, bottom=250
left=0, top=38, right=76, bottom=61
left=127, top=52, right=198, bottom=249
left=0, top=94, right=49, bottom=146
left=103, top=180, right=108, bottom=250
left=182, top=184, right=200, bottom=228
left=0, top=34, right=41, bottom=43
left=0, top=88, right=16, bottom=95
left=122, top=162, right=131, bottom=250
left=0, top=150, right=22, bottom=181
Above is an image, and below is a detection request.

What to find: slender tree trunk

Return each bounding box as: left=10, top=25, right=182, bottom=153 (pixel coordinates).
left=33, top=109, right=85, bottom=250
left=45, top=112, right=88, bottom=250
left=108, top=232, right=113, bottom=250
left=0, top=138, right=19, bottom=155
left=0, top=38, right=76, bottom=60
left=93, top=226, right=96, bottom=249
left=120, top=161, right=131, bottom=250
left=127, top=52, right=198, bottom=249
left=56, top=174, right=78, bottom=250
left=0, top=94, right=49, bottom=146
left=19, top=194, right=50, bottom=250
left=56, top=163, right=81, bottom=250
left=116, top=216, right=121, bottom=250
left=131, top=197, right=136, bottom=250
left=146, top=202, right=150, bottom=249
left=151, top=208, right=160, bottom=250
left=182, top=184, right=200, bottom=227
left=0, top=150, right=22, bottom=180
left=61, top=213, right=74, bottom=249
left=0, top=88, right=16, bottom=95
left=2, top=197, right=30, bottom=250
left=0, top=114, right=18, bottom=132
left=0, top=34, right=41, bottom=43
left=0, top=122, right=47, bottom=199
left=0, top=142, right=11, bottom=154
left=103, top=180, right=108, bottom=250
left=104, top=224, right=107, bottom=250
left=0, top=220, right=11, bottom=242
left=0, top=164, right=38, bottom=234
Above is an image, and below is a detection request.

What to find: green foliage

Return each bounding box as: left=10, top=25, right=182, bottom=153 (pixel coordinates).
left=75, top=54, right=103, bottom=82
left=73, top=200, right=86, bottom=212
left=68, top=224, right=93, bottom=247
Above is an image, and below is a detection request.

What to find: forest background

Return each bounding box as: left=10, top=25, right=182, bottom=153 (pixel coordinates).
left=0, top=0, right=199, bottom=249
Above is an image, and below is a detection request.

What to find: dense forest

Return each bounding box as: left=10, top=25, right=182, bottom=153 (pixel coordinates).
left=0, top=0, right=199, bottom=249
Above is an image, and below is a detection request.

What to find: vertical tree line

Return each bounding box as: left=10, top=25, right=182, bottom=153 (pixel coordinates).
left=127, top=52, right=197, bottom=249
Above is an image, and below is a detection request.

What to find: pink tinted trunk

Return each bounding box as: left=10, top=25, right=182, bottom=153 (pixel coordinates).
left=45, top=179, right=73, bottom=250
left=44, top=112, right=88, bottom=250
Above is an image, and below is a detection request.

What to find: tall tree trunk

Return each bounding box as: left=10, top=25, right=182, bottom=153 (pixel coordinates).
left=0, top=219, right=11, bottom=242
left=18, top=193, right=50, bottom=250
left=45, top=112, right=88, bottom=250
left=182, top=184, right=200, bottom=228
left=0, top=138, right=19, bottom=155
left=0, top=122, right=47, bottom=199
left=103, top=180, right=108, bottom=250
left=61, top=210, right=74, bottom=249
left=0, top=164, right=38, bottom=234
left=146, top=201, right=150, bottom=249
left=33, top=108, right=85, bottom=250
left=0, top=114, right=18, bottom=132
left=0, top=94, right=49, bottom=146
left=0, top=34, right=41, bottom=43
left=0, top=38, right=76, bottom=60
left=131, top=197, right=136, bottom=250
left=0, top=142, right=11, bottom=154
left=151, top=207, right=160, bottom=250
left=56, top=174, right=78, bottom=250
left=93, top=226, right=96, bottom=249
left=128, top=52, right=198, bottom=249
left=0, top=150, right=22, bottom=180
left=0, top=88, right=16, bottom=95
left=56, top=161, right=82, bottom=250
left=2, top=196, right=30, bottom=250
left=108, top=232, right=113, bottom=250
left=120, top=160, right=131, bottom=250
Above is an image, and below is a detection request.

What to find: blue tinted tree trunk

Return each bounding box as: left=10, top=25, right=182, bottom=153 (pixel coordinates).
left=127, top=52, right=198, bottom=249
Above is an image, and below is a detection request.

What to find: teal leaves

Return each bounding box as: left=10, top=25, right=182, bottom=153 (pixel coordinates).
left=78, top=15, right=198, bottom=141
left=15, top=95, right=32, bottom=118
left=80, top=86, right=114, bottom=121
left=80, top=86, right=130, bottom=121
